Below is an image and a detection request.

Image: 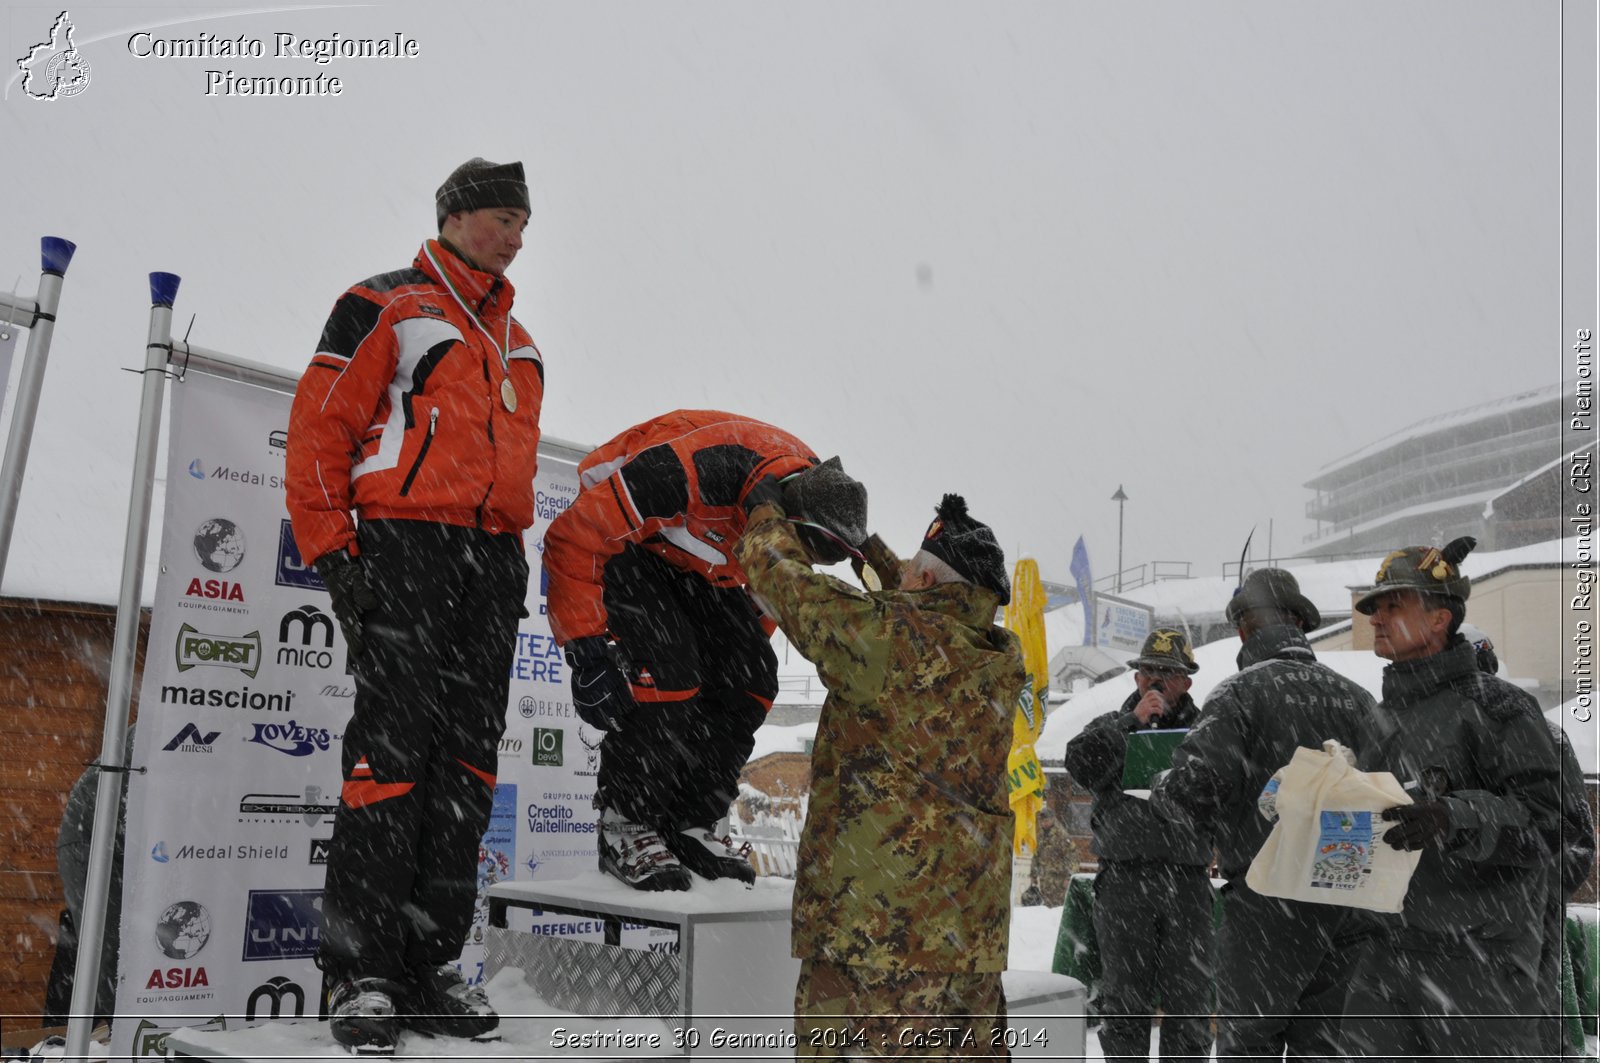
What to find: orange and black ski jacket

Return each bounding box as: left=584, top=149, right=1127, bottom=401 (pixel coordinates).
left=542, top=410, right=818, bottom=644
left=287, top=240, right=544, bottom=565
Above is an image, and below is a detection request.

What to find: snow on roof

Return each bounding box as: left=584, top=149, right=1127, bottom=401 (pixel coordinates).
left=1044, top=601, right=1089, bottom=652
left=1488, top=446, right=1590, bottom=513
left=1037, top=639, right=1391, bottom=760
left=766, top=539, right=1588, bottom=771
left=1310, top=382, right=1561, bottom=481
left=1038, top=536, right=1580, bottom=629
left=2, top=477, right=168, bottom=608
left=749, top=721, right=816, bottom=762
left=1040, top=643, right=1598, bottom=775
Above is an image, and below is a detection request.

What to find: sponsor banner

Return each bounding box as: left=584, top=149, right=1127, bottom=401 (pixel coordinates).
left=130, top=1016, right=227, bottom=1060
left=119, top=374, right=324, bottom=1059
left=115, top=370, right=595, bottom=1057
left=1093, top=592, right=1154, bottom=653
left=244, top=974, right=311, bottom=1022
left=468, top=785, right=518, bottom=950
left=500, top=905, right=680, bottom=953
left=274, top=519, right=324, bottom=591
left=241, top=889, right=323, bottom=961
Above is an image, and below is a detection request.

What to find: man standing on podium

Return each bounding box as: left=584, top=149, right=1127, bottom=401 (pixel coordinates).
left=288, top=156, right=542, bottom=1053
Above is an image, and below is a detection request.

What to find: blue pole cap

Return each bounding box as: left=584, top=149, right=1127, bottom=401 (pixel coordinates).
left=149, top=272, right=181, bottom=308
left=41, top=237, right=77, bottom=276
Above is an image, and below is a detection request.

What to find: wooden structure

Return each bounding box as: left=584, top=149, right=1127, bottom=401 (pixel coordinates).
left=0, top=598, right=147, bottom=1029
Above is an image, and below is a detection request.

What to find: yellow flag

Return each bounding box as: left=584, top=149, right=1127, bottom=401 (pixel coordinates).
left=1003, top=558, right=1049, bottom=856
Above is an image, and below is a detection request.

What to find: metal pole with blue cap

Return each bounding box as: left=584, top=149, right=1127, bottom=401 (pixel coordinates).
left=65, top=271, right=180, bottom=1063
left=0, top=236, right=77, bottom=589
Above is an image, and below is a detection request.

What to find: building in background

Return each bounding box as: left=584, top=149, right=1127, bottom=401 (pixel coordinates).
left=1302, top=383, right=1568, bottom=558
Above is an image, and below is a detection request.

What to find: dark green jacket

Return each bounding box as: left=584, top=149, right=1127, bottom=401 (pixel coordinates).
left=736, top=504, right=1025, bottom=973
left=1355, top=638, right=1565, bottom=970
left=1549, top=722, right=1596, bottom=899
left=1064, top=690, right=1211, bottom=866
left=1151, top=624, right=1379, bottom=878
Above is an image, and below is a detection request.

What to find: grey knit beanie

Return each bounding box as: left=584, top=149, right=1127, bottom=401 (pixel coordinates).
left=436, top=158, right=529, bottom=228
left=784, top=457, right=868, bottom=552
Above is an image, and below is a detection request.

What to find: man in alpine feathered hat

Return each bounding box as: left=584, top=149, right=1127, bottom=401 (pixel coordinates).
left=1342, top=538, right=1566, bottom=1060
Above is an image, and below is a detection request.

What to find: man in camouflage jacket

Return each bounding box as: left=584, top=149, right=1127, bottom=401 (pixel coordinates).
left=736, top=492, right=1026, bottom=1059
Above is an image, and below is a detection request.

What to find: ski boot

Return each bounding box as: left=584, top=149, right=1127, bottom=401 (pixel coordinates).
left=328, top=975, right=404, bottom=1055
left=404, top=964, right=499, bottom=1041
left=599, top=807, right=692, bottom=891
left=666, top=822, right=757, bottom=885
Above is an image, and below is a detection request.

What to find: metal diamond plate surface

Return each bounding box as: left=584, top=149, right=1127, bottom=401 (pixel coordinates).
left=485, top=926, right=683, bottom=1019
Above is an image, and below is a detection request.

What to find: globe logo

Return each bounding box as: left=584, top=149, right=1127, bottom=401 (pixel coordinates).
left=155, top=900, right=212, bottom=960
left=193, top=518, right=246, bottom=573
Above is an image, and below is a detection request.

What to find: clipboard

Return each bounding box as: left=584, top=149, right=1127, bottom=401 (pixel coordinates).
left=1120, top=728, right=1189, bottom=790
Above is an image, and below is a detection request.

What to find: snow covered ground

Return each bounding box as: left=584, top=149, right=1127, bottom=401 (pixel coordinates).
left=29, top=903, right=1079, bottom=1061
left=29, top=902, right=1598, bottom=1060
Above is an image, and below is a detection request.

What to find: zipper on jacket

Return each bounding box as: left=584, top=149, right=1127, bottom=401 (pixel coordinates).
left=476, top=362, right=497, bottom=528
left=399, top=408, right=439, bottom=497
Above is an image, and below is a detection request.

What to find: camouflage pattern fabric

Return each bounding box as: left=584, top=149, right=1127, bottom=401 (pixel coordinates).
left=794, top=959, right=1008, bottom=1060
left=736, top=505, right=1025, bottom=974
left=1027, top=810, right=1078, bottom=908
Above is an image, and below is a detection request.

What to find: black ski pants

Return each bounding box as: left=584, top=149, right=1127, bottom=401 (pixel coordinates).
left=596, top=544, right=777, bottom=830
left=317, top=519, right=528, bottom=982
left=1213, top=879, right=1361, bottom=1062
left=1342, top=936, right=1540, bottom=1061
left=1092, top=860, right=1215, bottom=1063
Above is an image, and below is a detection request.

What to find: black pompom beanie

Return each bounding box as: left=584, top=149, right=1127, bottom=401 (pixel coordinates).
left=918, top=494, right=1010, bottom=605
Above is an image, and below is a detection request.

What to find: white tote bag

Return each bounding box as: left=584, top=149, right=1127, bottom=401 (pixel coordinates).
left=1246, top=740, right=1422, bottom=913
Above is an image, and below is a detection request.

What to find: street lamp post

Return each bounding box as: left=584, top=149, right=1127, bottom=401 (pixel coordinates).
left=1111, top=485, right=1128, bottom=593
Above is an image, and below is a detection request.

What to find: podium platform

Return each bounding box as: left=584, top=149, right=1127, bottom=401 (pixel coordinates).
left=485, top=873, right=800, bottom=1057
left=483, top=872, right=1086, bottom=1059
left=160, top=871, right=1086, bottom=1060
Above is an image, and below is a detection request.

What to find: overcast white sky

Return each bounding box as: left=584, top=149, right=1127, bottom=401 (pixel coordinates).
left=0, top=1, right=1582, bottom=599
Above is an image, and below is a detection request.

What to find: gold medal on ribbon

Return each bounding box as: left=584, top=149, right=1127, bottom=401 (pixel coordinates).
left=500, top=378, right=518, bottom=413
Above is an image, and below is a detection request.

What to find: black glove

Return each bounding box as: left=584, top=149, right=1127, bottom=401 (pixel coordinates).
left=1159, top=761, right=1226, bottom=817
left=564, top=636, right=637, bottom=732
left=1381, top=801, right=1453, bottom=851
left=314, top=549, right=380, bottom=660
left=1064, top=726, right=1124, bottom=790
left=742, top=475, right=786, bottom=515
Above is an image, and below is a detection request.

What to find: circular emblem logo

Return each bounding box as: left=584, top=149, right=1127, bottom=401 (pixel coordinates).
left=45, top=50, right=92, bottom=98
left=193, top=518, right=246, bottom=573
left=155, top=900, right=212, bottom=959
